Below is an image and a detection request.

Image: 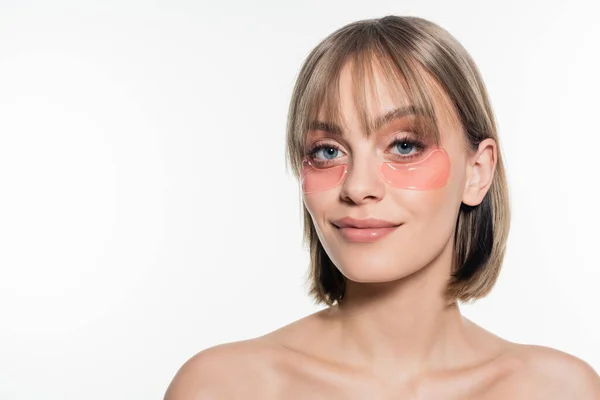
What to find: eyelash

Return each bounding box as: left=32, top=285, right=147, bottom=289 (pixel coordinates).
left=305, top=136, right=427, bottom=168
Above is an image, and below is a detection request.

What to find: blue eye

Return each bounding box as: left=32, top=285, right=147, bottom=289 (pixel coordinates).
left=395, top=141, right=415, bottom=155
left=387, top=138, right=427, bottom=162
left=314, top=146, right=340, bottom=160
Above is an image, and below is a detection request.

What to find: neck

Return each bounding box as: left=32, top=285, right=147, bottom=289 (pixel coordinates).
left=327, top=239, right=475, bottom=380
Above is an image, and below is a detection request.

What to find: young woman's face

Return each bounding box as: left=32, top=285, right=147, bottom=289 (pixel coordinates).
left=301, top=61, right=475, bottom=283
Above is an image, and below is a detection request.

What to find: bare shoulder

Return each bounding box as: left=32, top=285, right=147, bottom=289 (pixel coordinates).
left=163, top=338, right=284, bottom=400
left=163, top=310, right=329, bottom=400
left=500, top=343, right=600, bottom=399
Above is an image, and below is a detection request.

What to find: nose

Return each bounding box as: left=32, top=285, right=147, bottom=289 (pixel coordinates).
left=339, top=154, right=386, bottom=204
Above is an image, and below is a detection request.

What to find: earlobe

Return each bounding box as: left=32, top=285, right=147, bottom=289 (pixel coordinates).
left=462, top=138, right=497, bottom=207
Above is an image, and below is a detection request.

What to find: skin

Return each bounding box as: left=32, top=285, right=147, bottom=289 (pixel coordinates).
left=164, top=61, right=600, bottom=399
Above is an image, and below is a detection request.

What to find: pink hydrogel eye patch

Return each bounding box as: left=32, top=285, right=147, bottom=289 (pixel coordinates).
left=301, top=148, right=451, bottom=194
left=379, top=148, right=451, bottom=190
left=301, top=160, right=347, bottom=194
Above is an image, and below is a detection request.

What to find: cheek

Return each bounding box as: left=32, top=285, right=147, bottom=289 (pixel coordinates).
left=302, top=192, right=334, bottom=227
left=393, top=168, right=464, bottom=251
left=302, top=193, right=336, bottom=249
left=302, top=193, right=320, bottom=216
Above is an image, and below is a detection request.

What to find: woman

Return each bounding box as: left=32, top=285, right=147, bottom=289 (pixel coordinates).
left=165, top=15, right=600, bottom=399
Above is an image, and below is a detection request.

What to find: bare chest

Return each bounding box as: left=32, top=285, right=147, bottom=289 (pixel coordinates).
left=266, top=361, right=531, bottom=400
left=269, top=379, right=530, bottom=400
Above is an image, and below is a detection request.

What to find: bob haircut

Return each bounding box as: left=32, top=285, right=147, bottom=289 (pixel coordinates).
left=285, top=15, right=511, bottom=306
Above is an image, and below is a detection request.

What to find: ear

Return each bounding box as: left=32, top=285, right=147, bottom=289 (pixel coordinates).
left=462, top=138, right=497, bottom=207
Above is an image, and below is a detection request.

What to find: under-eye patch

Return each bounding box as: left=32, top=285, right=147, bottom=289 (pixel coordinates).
left=301, top=148, right=451, bottom=194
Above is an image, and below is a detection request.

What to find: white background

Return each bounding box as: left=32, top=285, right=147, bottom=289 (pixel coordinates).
left=0, top=0, right=598, bottom=398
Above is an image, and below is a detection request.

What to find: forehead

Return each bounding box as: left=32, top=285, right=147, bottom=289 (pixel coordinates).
left=313, top=58, right=462, bottom=143
left=337, top=59, right=412, bottom=116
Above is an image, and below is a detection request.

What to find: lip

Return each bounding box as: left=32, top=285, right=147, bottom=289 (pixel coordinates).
left=332, top=217, right=402, bottom=243
left=332, top=217, right=400, bottom=229
left=335, top=226, right=399, bottom=243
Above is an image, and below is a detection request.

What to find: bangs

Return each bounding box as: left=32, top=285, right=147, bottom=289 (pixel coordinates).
left=286, top=30, right=444, bottom=178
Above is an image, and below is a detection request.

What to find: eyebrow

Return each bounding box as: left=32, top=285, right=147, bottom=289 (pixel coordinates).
left=307, top=105, right=423, bottom=136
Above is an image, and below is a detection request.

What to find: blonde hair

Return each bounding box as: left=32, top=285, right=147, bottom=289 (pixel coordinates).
left=285, top=15, right=511, bottom=305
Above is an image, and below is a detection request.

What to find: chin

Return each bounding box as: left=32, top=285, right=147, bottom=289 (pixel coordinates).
left=333, top=252, right=418, bottom=283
